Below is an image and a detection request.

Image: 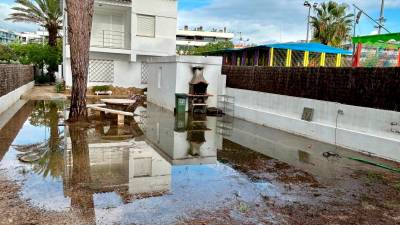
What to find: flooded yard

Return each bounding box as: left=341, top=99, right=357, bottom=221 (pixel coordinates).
left=0, top=100, right=399, bottom=225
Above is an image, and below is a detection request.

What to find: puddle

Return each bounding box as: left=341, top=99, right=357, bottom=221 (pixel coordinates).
left=0, top=100, right=399, bottom=225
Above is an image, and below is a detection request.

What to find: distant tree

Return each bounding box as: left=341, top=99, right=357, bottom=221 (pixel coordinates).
left=7, top=0, right=62, bottom=81
left=11, top=42, right=62, bottom=80
left=6, top=0, right=62, bottom=47
left=310, top=1, right=353, bottom=47
left=183, top=41, right=234, bottom=55
left=0, top=44, right=16, bottom=63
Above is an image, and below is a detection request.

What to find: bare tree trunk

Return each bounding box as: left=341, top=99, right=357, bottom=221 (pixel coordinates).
left=66, top=0, right=95, bottom=122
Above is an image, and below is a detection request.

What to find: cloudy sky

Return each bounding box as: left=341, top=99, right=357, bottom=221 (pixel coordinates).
left=0, top=0, right=399, bottom=44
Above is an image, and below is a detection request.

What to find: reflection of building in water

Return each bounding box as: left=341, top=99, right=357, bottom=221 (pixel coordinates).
left=223, top=118, right=371, bottom=182
left=141, top=103, right=221, bottom=165
left=63, top=127, right=171, bottom=203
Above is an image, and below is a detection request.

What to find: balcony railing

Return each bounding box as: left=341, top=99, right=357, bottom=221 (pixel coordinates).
left=91, top=30, right=128, bottom=49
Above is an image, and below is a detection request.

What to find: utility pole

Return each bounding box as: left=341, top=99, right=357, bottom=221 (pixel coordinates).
left=378, top=0, right=385, bottom=34
left=304, top=1, right=318, bottom=43
left=353, top=4, right=390, bottom=34
left=306, top=4, right=311, bottom=43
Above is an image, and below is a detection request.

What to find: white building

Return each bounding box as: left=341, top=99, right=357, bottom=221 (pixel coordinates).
left=18, top=31, right=49, bottom=44
left=62, top=0, right=177, bottom=88
left=176, top=26, right=234, bottom=50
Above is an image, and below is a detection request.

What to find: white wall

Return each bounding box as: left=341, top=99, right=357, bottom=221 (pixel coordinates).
left=227, top=88, right=400, bottom=162
left=64, top=52, right=146, bottom=89
left=146, top=56, right=223, bottom=111
left=146, top=61, right=177, bottom=110
left=0, top=82, right=34, bottom=116
left=131, top=0, right=177, bottom=57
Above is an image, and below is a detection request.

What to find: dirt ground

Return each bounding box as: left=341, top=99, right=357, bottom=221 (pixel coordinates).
left=0, top=172, right=92, bottom=225
left=21, top=85, right=67, bottom=101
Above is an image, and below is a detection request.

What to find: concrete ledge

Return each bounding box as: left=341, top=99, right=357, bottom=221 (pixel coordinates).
left=0, top=100, right=27, bottom=130
left=0, top=81, right=34, bottom=116
left=228, top=88, right=400, bottom=162
left=145, top=55, right=223, bottom=65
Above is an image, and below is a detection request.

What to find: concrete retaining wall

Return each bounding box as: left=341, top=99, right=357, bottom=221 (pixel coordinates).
left=0, top=82, right=34, bottom=115
left=226, top=87, right=400, bottom=162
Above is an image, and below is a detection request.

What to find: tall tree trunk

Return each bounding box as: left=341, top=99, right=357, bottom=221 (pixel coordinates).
left=69, top=125, right=95, bottom=223
left=47, top=26, right=59, bottom=82
left=66, top=0, right=95, bottom=122
left=48, top=102, right=60, bottom=151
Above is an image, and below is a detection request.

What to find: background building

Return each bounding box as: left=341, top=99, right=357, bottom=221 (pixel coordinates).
left=176, top=26, right=234, bottom=51
left=0, top=29, right=20, bottom=44
left=18, top=31, right=49, bottom=44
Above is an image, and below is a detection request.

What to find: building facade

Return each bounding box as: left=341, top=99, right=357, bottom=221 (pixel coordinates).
left=0, top=29, right=20, bottom=44
left=62, top=0, right=177, bottom=88
left=176, top=26, right=234, bottom=52
left=18, top=31, right=50, bottom=44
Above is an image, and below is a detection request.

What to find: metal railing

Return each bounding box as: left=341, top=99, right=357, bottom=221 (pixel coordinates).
left=91, top=30, right=128, bottom=49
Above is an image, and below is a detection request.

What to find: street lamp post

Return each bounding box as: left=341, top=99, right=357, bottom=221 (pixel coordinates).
left=304, top=1, right=318, bottom=43
left=378, top=0, right=385, bottom=34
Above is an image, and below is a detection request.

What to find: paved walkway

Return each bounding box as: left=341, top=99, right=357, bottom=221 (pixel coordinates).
left=21, top=85, right=67, bottom=101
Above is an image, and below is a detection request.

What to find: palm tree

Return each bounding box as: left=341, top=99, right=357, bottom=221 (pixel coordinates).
left=310, top=1, right=353, bottom=47
left=6, top=0, right=62, bottom=47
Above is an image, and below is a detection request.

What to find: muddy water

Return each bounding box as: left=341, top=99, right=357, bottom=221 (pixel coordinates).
left=0, top=101, right=399, bottom=225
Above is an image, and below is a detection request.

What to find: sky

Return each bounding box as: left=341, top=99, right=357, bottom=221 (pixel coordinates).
left=0, top=0, right=399, bottom=44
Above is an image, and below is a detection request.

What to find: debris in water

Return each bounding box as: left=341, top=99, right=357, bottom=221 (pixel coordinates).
left=322, top=151, right=341, bottom=158
left=18, top=153, right=41, bottom=163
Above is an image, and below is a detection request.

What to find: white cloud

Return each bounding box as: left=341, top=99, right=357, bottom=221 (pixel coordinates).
left=0, top=3, right=39, bottom=32
left=178, top=0, right=400, bottom=44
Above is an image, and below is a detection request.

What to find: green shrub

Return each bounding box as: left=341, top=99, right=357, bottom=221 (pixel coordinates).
left=35, top=75, right=51, bottom=84
left=92, top=85, right=111, bottom=93
left=55, top=82, right=65, bottom=93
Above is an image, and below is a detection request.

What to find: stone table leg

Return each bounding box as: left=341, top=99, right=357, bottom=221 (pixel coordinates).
left=118, top=115, right=125, bottom=126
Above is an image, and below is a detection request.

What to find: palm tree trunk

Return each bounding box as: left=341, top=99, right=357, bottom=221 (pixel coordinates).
left=47, top=27, right=59, bottom=82
left=48, top=27, right=58, bottom=47
left=66, top=0, right=95, bottom=122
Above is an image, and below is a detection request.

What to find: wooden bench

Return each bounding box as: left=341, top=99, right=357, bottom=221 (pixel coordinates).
left=87, top=104, right=137, bottom=126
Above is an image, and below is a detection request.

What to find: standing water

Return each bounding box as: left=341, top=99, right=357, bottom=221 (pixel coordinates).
left=0, top=100, right=399, bottom=225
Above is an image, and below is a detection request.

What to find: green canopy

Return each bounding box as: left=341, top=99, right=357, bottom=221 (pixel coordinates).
left=352, top=33, right=400, bottom=49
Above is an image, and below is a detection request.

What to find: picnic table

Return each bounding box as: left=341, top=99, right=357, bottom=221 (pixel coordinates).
left=101, top=99, right=135, bottom=111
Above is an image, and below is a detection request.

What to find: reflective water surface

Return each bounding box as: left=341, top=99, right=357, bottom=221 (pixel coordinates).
left=0, top=101, right=399, bottom=224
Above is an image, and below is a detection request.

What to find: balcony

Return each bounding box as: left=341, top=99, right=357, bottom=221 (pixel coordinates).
left=95, top=0, right=132, bottom=6
left=89, top=4, right=131, bottom=53
left=91, top=30, right=128, bottom=49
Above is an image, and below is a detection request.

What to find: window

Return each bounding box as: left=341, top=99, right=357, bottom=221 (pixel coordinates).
left=137, top=14, right=155, bottom=37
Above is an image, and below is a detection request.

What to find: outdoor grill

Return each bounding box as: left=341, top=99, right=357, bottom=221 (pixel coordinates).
left=188, top=65, right=209, bottom=114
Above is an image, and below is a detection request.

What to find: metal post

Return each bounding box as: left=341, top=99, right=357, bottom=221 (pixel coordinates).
left=353, top=8, right=357, bottom=54
left=378, top=0, right=385, bottom=34
left=254, top=49, right=259, bottom=66
left=102, top=30, right=105, bottom=48
left=306, top=6, right=311, bottom=43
